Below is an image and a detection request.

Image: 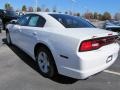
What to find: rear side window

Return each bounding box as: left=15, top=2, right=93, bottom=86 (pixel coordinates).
left=37, top=16, right=46, bottom=27
left=50, top=14, right=95, bottom=28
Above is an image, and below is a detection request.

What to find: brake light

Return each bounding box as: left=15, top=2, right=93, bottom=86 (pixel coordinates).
left=79, top=36, right=118, bottom=52
left=80, top=41, right=92, bottom=51
left=80, top=40, right=101, bottom=51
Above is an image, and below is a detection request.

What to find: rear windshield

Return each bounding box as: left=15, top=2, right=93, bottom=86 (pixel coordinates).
left=49, top=14, right=95, bottom=28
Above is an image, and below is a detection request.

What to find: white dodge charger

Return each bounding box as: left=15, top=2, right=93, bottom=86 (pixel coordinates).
left=6, top=12, right=119, bottom=79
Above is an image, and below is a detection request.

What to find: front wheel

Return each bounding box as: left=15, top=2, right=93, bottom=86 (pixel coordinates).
left=36, top=47, right=57, bottom=78
left=0, top=19, right=3, bottom=33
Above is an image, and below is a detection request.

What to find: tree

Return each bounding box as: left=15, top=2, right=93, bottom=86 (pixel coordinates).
left=76, top=12, right=80, bottom=17
left=53, top=9, right=56, bottom=12
left=65, top=11, right=68, bottom=14
left=102, top=12, right=111, bottom=20
left=22, top=5, right=27, bottom=12
left=73, top=12, right=80, bottom=17
left=5, top=3, right=10, bottom=10
left=4, top=3, right=13, bottom=10
left=37, top=7, right=41, bottom=12
left=114, top=13, right=120, bottom=21
left=52, top=6, right=57, bottom=12
left=45, top=8, right=50, bottom=12
left=84, top=12, right=93, bottom=19
left=94, top=12, right=98, bottom=19
left=98, top=14, right=103, bottom=20
left=28, top=7, right=33, bottom=12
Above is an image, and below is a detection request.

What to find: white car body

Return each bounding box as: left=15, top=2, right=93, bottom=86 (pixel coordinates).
left=6, top=12, right=119, bottom=79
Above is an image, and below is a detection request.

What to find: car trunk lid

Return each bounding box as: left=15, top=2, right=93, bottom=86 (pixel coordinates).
left=66, top=28, right=118, bottom=40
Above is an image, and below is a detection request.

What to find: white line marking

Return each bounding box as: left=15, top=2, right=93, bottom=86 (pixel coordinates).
left=104, top=70, right=120, bottom=76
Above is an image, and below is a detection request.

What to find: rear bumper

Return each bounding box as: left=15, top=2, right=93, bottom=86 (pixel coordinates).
left=62, top=56, right=118, bottom=79
left=58, top=43, right=119, bottom=79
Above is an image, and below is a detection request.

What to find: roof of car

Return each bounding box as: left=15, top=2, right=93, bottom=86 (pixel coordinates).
left=25, top=12, right=67, bottom=16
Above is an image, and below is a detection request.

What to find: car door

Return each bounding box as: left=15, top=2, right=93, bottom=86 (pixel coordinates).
left=19, top=14, right=46, bottom=58
left=13, top=14, right=31, bottom=48
left=9, top=23, right=21, bottom=45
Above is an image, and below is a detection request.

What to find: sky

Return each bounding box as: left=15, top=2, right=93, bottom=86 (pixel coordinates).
left=0, top=0, right=120, bottom=15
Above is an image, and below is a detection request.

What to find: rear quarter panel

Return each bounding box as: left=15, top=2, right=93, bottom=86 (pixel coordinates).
left=40, top=28, right=81, bottom=71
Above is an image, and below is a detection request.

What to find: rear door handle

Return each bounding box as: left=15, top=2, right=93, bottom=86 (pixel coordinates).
left=18, top=29, right=22, bottom=32
left=32, top=32, right=37, bottom=36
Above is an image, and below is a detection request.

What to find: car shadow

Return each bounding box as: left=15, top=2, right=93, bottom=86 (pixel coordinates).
left=2, top=38, right=79, bottom=84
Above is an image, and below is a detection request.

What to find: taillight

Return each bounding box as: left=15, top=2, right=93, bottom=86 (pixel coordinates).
left=79, top=36, right=118, bottom=52
left=80, top=40, right=101, bottom=51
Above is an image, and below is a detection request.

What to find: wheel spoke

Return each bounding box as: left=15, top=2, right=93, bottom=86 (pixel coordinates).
left=38, top=51, right=50, bottom=73
left=43, top=52, right=48, bottom=62
left=44, top=64, right=48, bottom=73
left=39, top=53, right=44, bottom=60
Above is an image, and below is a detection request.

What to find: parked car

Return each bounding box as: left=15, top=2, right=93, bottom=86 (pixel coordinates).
left=0, top=18, right=3, bottom=33
left=0, top=9, right=18, bottom=30
left=16, top=11, right=25, bottom=16
left=6, top=13, right=119, bottom=79
left=104, top=20, right=120, bottom=33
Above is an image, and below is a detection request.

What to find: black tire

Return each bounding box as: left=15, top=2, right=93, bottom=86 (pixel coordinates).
left=0, top=24, right=3, bottom=33
left=0, top=19, right=3, bottom=32
left=36, top=47, right=57, bottom=78
left=3, top=23, right=6, bottom=30
left=6, top=30, right=12, bottom=45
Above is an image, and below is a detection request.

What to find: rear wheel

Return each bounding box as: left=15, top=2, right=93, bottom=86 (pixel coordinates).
left=36, top=47, right=57, bottom=78
left=6, top=31, right=12, bottom=45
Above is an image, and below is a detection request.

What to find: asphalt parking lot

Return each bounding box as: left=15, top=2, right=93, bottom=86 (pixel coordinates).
left=0, top=30, right=120, bottom=90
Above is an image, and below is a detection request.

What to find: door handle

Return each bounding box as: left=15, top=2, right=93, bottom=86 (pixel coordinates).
left=18, top=29, right=22, bottom=32
left=32, top=32, right=37, bottom=36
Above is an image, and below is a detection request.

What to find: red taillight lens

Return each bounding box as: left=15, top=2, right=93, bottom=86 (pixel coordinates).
left=80, top=40, right=100, bottom=51
left=79, top=36, right=118, bottom=52
left=80, top=41, right=92, bottom=51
